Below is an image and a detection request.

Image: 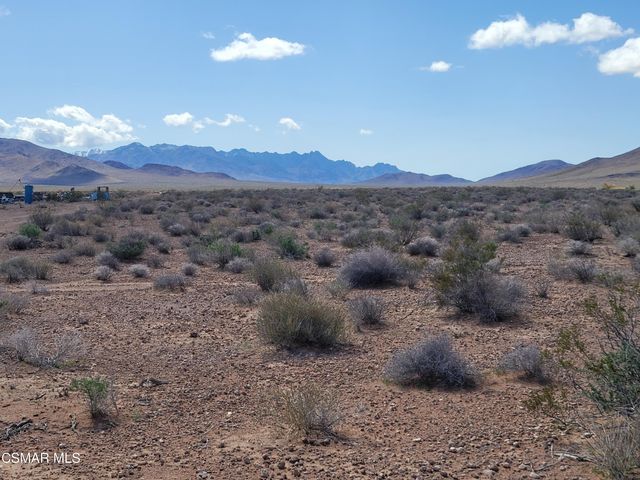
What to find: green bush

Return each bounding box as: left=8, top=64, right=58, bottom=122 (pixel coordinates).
left=207, top=240, right=245, bottom=268
left=257, top=293, right=346, bottom=348
left=70, top=377, right=115, bottom=419
left=19, top=223, right=42, bottom=239
left=109, top=235, right=146, bottom=261
left=275, top=234, right=308, bottom=259
left=250, top=257, right=295, bottom=292
left=564, top=211, right=603, bottom=242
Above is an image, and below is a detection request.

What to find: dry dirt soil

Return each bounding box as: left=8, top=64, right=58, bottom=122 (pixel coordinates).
left=0, top=193, right=633, bottom=480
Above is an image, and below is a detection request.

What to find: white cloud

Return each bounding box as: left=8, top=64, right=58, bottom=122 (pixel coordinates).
left=421, top=60, right=452, bottom=72
left=163, top=112, right=194, bottom=127
left=0, top=6, right=10, bottom=17
left=13, top=105, right=134, bottom=148
left=0, top=117, right=11, bottom=132
left=469, top=12, right=631, bottom=49
left=598, top=37, right=640, bottom=77
left=202, top=32, right=216, bottom=40
left=211, top=32, right=305, bottom=62
left=359, top=128, right=373, bottom=136
left=204, top=113, right=245, bottom=127
left=279, top=117, right=301, bottom=131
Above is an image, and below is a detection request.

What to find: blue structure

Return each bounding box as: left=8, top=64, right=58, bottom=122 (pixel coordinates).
left=24, top=184, right=33, bottom=204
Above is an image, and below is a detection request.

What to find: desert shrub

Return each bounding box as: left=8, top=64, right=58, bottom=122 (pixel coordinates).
left=550, top=258, right=598, bottom=283
left=406, top=236, right=439, bottom=256
left=497, top=224, right=531, bottom=243
left=181, top=263, right=198, bottom=276
left=0, top=257, right=49, bottom=283
left=586, top=418, right=640, bottom=480
left=226, top=257, right=252, bottom=274
left=167, top=223, right=188, bottom=236
left=257, top=293, right=346, bottom=348
left=326, top=279, right=349, bottom=300
left=70, top=377, right=116, bottom=419
left=557, top=290, right=640, bottom=416
left=349, top=296, right=385, bottom=328
left=567, top=240, right=592, bottom=256
left=51, top=219, right=87, bottom=237
left=19, top=223, right=42, bottom=239
left=74, top=242, right=96, bottom=257
left=139, top=204, right=154, bottom=215
left=313, top=248, right=336, bottom=267
left=52, top=250, right=75, bottom=264
left=500, top=344, right=549, bottom=383
left=187, top=245, right=211, bottom=265
left=564, top=211, right=603, bottom=242
left=94, top=266, right=113, bottom=281
left=278, top=277, right=309, bottom=297
left=93, top=231, right=110, bottom=243
left=230, top=229, right=261, bottom=243
left=7, top=327, right=85, bottom=368
left=233, top=287, right=262, bottom=306
left=109, top=234, right=146, bottom=261
left=341, top=229, right=394, bottom=249
left=208, top=240, right=245, bottom=269
left=340, top=247, right=409, bottom=288
left=268, top=384, right=342, bottom=436
left=29, top=210, right=54, bottom=231
left=535, top=279, right=551, bottom=299
left=155, top=241, right=172, bottom=254
left=429, top=223, right=447, bottom=240
left=96, top=251, right=120, bottom=270
left=431, top=235, right=524, bottom=321
left=619, top=237, right=640, bottom=258
left=154, top=274, right=186, bottom=291
left=6, top=235, right=36, bottom=251
left=389, top=213, right=420, bottom=245
left=384, top=335, right=476, bottom=389
left=129, top=264, right=150, bottom=278
left=146, top=254, right=165, bottom=269
left=250, top=257, right=295, bottom=292
left=275, top=234, right=308, bottom=259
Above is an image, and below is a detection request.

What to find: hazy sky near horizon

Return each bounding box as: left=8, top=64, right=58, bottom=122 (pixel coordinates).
left=1, top=1, right=639, bottom=180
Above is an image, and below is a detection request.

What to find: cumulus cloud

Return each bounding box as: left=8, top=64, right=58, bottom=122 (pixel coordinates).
left=163, top=112, right=194, bottom=127
left=0, top=117, right=11, bottom=132
left=359, top=128, right=373, bottom=136
left=279, top=117, right=301, bottom=131
left=598, top=37, right=640, bottom=77
left=204, top=113, right=245, bottom=127
left=211, top=32, right=305, bottom=61
left=421, top=60, right=452, bottom=72
left=469, top=12, right=631, bottom=49
left=12, top=105, right=134, bottom=148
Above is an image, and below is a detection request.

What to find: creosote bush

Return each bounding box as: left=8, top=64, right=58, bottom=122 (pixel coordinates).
left=384, top=335, right=476, bottom=389
left=275, top=234, right=308, bottom=259
left=257, top=292, right=346, bottom=348
left=340, top=247, right=409, bottom=288
left=70, top=377, right=116, bottom=420
left=108, top=233, right=146, bottom=261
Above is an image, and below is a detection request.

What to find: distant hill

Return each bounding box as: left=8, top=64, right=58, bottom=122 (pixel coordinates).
left=0, top=138, right=236, bottom=188
left=361, top=172, right=472, bottom=186
left=510, top=147, right=640, bottom=187
left=104, top=160, right=132, bottom=169
left=88, top=142, right=401, bottom=184
left=137, top=163, right=234, bottom=180
left=479, top=159, right=572, bottom=184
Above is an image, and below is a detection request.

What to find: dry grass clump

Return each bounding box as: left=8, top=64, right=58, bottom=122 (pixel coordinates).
left=0, top=257, right=50, bottom=283
left=257, top=292, right=346, bottom=348
left=348, top=296, right=385, bottom=328
left=268, top=383, right=342, bottom=437
left=129, top=264, right=150, bottom=278
left=384, top=335, right=476, bottom=389
left=313, top=248, right=336, bottom=267
left=181, top=262, right=198, bottom=276
left=94, top=266, right=114, bottom=282
left=6, top=327, right=85, bottom=368
left=250, top=257, right=296, bottom=292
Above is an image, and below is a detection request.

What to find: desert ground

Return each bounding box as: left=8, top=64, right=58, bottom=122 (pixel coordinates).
left=0, top=186, right=638, bottom=480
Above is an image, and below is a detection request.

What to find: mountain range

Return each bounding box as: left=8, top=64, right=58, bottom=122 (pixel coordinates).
left=0, top=137, right=639, bottom=189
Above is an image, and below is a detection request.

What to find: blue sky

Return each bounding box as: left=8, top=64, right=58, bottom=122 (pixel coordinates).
left=1, top=1, right=639, bottom=180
